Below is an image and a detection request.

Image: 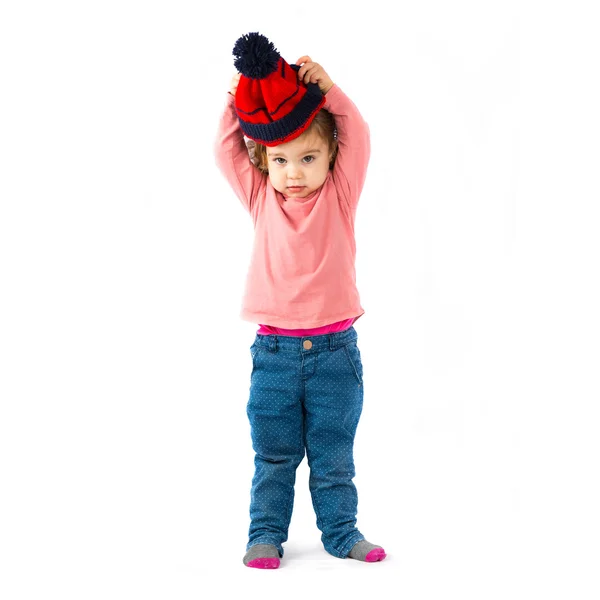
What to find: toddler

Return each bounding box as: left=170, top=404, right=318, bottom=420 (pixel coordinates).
left=213, top=32, right=386, bottom=569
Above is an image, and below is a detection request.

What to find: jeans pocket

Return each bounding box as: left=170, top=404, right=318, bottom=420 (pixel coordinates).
left=342, top=341, right=363, bottom=386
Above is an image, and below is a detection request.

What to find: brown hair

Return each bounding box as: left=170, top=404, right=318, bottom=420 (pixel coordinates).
left=246, top=108, right=338, bottom=174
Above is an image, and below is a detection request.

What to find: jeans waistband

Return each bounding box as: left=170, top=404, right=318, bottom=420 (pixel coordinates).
left=253, top=326, right=358, bottom=354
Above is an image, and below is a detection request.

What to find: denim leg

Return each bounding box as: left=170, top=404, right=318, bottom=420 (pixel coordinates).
left=246, top=344, right=304, bottom=557
left=303, top=340, right=365, bottom=558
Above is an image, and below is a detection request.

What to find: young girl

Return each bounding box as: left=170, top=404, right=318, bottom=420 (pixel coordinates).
left=213, top=32, right=386, bottom=569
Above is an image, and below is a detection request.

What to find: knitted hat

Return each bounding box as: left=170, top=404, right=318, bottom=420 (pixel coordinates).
left=232, top=32, right=327, bottom=147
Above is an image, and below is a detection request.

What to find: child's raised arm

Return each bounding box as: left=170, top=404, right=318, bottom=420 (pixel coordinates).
left=213, top=74, right=266, bottom=217
left=323, top=84, right=371, bottom=213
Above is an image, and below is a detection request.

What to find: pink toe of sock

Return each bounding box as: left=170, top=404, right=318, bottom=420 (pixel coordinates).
left=365, top=548, right=387, bottom=562
left=246, top=557, right=280, bottom=569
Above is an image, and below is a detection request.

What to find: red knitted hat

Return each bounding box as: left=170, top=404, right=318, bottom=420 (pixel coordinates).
left=232, top=32, right=326, bottom=147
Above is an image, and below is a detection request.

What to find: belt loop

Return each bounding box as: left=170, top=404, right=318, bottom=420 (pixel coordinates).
left=329, top=333, right=336, bottom=351
left=272, top=336, right=278, bottom=353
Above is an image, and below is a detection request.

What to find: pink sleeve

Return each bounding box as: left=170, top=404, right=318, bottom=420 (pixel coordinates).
left=323, top=84, right=371, bottom=212
left=213, top=92, right=266, bottom=216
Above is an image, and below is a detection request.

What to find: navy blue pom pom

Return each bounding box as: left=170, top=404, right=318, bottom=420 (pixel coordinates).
left=233, top=32, right=280, bottom=80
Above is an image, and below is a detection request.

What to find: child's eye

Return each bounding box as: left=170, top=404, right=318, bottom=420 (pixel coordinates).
left=272, top=156, right=314, bottom=165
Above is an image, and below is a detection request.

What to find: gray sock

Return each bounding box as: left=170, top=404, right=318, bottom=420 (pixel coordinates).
left=243, top=544, right=281, bottom=568
left=348, top=540, right=387, bottom=562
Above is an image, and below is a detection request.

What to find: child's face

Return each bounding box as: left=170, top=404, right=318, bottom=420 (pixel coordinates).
left=266, top=131, right=333, bottom=198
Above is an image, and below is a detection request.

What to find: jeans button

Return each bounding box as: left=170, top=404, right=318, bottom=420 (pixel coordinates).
left=303, top=340, right=312, bottom=350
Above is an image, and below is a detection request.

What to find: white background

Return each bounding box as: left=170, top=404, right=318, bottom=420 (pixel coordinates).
left=1, top=1, right=599, bottom=598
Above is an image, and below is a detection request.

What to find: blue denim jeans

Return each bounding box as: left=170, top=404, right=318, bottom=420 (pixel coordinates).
left=246, top=325, right=365, bottom=558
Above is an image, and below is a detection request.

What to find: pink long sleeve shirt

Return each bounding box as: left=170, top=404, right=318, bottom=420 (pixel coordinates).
left=214, top=83, right=370, bottom=335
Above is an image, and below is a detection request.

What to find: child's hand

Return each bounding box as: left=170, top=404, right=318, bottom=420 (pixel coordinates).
left=295, top=57, right=334, bottom=95
left=229, top=72, right=241, bottom=97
